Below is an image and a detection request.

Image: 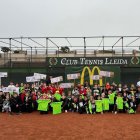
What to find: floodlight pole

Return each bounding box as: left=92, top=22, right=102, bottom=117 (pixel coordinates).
left=122, top=37, right=124, bottom=57
left=21, top=36, right=23, bottom=50
left=46, top=38, right=48, bottom=56
left=84, top=37, right=86, bottom=57
left=9, top=38, right=12, bottom=67
left=48, top=38, right=59, bottom=57
left=103, top=36, right=104, bottom=54
left=31, top=47, right=32, bottom=64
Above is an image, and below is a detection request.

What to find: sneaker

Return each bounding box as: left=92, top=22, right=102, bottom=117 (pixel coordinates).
left=16, top=113, right=20, bottom=115
left=65, top=110, right=68, bottom=113
left=114, top=111, right=117, bottom=114
left=9, top=112, right=13, bottom=115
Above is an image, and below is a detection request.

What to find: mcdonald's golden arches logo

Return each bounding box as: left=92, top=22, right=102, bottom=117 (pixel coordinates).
left=80, top=66, right=103, bottom=86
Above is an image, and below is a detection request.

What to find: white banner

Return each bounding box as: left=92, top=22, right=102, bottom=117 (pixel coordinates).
left=0, top=72, right=8, bottom=77
left=1, top=87, right=9, bottom=93
left=67, top=73, right=80, bottom=80
left=59, top=83, right=74, bottom=88
left=92, top=75, right=102, bottom=80
left=13, top=87, right=20, bottom=94
left=99, top=71, right=114, bottom=77
left=2, top=87, right=19, bottom=94
left=137, top=81, right=140, bottom=87
left=26, top=76, right=40, bottom=82
left=34, top=73, right=46, bottom=80
left=51, top=76, right=63, bottom=83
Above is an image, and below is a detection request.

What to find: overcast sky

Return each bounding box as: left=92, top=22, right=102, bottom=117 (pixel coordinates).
left=0, top=0, right=140, bottom=38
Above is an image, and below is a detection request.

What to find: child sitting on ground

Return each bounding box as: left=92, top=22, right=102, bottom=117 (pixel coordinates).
left=88, top=96, right=96, bottom=114
left=2, top=95, right=11, bottom=113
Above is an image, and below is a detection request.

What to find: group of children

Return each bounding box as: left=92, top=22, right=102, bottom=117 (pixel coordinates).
left=0, top=81, right=140, bottom=115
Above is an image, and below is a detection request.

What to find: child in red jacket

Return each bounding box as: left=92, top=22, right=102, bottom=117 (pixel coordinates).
left=31, top=91, right=37, bottom=111
left=79, top=85, right=87, bottom=96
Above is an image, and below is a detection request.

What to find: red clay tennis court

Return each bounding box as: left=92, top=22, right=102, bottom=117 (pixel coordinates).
left=0, top=111, right=140, bottom=140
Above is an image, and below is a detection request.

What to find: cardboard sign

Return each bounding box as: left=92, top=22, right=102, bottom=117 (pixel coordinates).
left=0, top=72, right=8, bottom=77
left=13, top=87, right=20, bottom=94
left=92, top=75, right=102, bottom=80
left=51, top=76, right=63, bottom=83
left=59, top=83, right=74, bottom=88
left=2, top=87, right=19, bottom=94
left=137, top=81, right=140, bottom=87
left=99, top=71, right=114, bottom=77
left=67, top=73, right=80, bottom=80
left=1, top=87, right=9, bottom=93
left=26, top=76, right=40, bottom=82
left=34, top=73, right=46, bottom=80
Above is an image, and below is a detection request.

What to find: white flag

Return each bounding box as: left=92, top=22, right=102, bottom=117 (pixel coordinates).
left=26, top=76, right=40, bottom=82
left=51, top=76, right=63, bottom=83
left=34, top=73, right=46, bottom=80
left=0, top=72, right=8, bottom=77
left=67, top=73, right=80, bottom=80
left=59, top=83, right=74, bottom=88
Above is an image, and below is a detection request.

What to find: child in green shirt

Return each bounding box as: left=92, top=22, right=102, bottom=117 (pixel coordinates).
left=108, top=90, right=116, bottom=113
left=95, top=96, right=103, bottom=114
left=114, top=92, right=123, bottom=114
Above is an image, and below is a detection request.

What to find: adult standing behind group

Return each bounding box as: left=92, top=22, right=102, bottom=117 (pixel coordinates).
left=136, top=80, right=140, bottom=108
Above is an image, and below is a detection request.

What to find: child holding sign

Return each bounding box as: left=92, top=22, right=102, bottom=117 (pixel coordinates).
left=95, top=96, right=103, bottom=114
left=108, top=90, right=116, bottom=113
left=102, top=93, right=109, bottom=112
left=37, top=93, right=51, bottom=114
left=114, top=92, right=123, bottom=114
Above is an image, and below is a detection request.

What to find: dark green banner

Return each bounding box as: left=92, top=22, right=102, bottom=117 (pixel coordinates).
left=47, top=57, right=140, bottom=66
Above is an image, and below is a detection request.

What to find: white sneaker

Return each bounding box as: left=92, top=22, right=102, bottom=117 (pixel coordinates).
left=65, top=110, right=68, bottom=113
left=115, top=111, right=117, bottom=114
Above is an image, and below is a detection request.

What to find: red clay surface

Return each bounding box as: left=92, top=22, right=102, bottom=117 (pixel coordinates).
left=0, top=112, right=140, bottom=140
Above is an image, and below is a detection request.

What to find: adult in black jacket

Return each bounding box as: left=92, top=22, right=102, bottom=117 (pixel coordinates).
left=0, top=91, right=5, bottom=112
left=23, top=92, right=33, bottom=113
left=10, top=93, right=21, bottom=114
